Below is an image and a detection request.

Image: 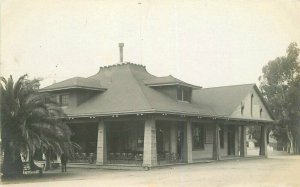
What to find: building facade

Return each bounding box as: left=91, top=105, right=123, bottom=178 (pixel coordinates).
left=40, top=62, right=274, bottom=168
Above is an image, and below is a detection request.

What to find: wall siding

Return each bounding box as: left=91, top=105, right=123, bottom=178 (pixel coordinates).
left=230, top=88, right=272, bottom=120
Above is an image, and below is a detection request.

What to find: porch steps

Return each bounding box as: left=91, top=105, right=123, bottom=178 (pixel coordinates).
left=68, top=163, right=146, bottom=170
left=219, top=155, right=265, bottom=161
left=99, top=164, right=146, bottom=171
left=191, top=159, right=214, bottom=164
left=67, top=156, right=265, bottom=170
left=68, top=163, right=101, bottom=169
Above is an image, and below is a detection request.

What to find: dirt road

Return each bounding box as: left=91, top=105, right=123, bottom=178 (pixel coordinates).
left=3, top=155, right=300, bottom=187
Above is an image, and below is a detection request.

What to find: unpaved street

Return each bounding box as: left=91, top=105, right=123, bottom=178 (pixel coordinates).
left=3, top=155, right=300, bottom=187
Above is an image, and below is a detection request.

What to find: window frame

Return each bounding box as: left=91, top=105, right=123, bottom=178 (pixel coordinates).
left=136, top=127, right=144, bottom=148
left=177, top=85, right=191, bottom=102
left=250, top=94, right=254, bottom=116
left=192, top=124, right=205, bottom=150
left=59, top=94, right=69, bottom=106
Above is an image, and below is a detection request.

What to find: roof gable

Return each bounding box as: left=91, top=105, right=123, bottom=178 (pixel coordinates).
left=192, top=84, right=255, bottom=117
left=230, top=89, right=273, bottom=120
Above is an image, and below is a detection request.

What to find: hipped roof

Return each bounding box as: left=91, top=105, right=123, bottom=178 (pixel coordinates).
left=40, top=63, right=274, bottom=122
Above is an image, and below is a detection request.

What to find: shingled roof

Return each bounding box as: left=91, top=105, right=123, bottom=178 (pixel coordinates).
left=40, top=77, right=106, bottom=92
left=192, top=84, right=255, bottom=116
left=144, top=75, right=201, bottom=88
left=62, top=63, right=213, bottom=117
left=41, top=63, right=273, bottom=122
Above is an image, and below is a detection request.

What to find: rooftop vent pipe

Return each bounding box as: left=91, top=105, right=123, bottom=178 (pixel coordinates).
left=119, top=43, right=124, bottom=62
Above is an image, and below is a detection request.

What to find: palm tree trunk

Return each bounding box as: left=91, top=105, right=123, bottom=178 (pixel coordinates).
left=1, top=141, right=23, bottom=178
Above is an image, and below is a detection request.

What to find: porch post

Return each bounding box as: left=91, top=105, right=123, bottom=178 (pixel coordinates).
left=213, top=123, right=220, bottom=160
left=259, top=125, right=268, bottom=157
left=183, top=119, right=193, bottom=163
left=170, top=122, right=177, bottom=154
left=240, top=125, right=247, bottom=157
left=96, top=120, right=107, bottom=165
left=234, top=125, right=239, bottom=156
left=143, top=116, right=157, bottom=167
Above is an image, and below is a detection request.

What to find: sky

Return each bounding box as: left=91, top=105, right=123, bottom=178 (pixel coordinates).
left=1, top=0, right=300, bottom=88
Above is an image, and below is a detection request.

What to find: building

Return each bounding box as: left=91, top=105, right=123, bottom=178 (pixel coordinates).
left=40, top=45, right=274, bottom=168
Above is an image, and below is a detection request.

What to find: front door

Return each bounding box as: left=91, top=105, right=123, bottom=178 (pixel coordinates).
left=228, top=126, right=235, bottom=155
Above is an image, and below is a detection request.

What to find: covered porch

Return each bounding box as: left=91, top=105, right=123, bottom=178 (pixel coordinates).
left=67, top=115, right=270, bottom=168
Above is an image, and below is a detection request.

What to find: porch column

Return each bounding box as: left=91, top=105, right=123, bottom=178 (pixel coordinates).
left=96, top=120, right=107, bottom=165
left=213, top=123, right=220, bottom=160
left=170, top=122, right=177, bottom=154
left=234, top=125, right=239, bottom=156
left=240, top=125, right=247, bottom=157
left=183, top=120, right=193, bottom=163
left=143, top=116, right=157, bottom=167
left=259, top=125, right=268, bottom=157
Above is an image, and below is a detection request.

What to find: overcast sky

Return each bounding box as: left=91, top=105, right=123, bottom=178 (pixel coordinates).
left=1, top=0, right=300, bottom=88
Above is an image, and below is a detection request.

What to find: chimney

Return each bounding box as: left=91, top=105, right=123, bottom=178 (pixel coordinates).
left=119, top=43, right=124, bottom=62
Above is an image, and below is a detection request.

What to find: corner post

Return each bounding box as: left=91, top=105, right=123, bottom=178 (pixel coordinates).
left=184, top=119, right=193, bottom=163
left=96, top=120, right=107, bottom=165
left=234, top=125, right=239, bottom=156
left=143, top=116, right=157, bottom=167
left=240, top=125, right=247, bottom=157
left=213, top=123, right=220, bottom=160
left=259, top=125, right=268, bottom=157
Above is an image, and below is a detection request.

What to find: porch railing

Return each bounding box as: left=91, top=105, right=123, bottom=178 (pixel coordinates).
left=107, top=152, right=183, bottom=165
left=70, top=153, right=96, bottom=164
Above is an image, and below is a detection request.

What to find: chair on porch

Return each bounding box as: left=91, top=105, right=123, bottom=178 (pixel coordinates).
left=170, top=153, right=178, bottom=163
left=126, top=153, right=134, bottom=163
left=134, top=153, right=143, bottom=165
left=115, top=153, right=121, bottom=163
left=109, top=153, right=114, bottom=163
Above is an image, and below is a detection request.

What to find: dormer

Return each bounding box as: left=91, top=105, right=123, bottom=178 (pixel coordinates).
left=39, top=77, right=106, bottom=107
left=144, top=75, right=201, bottom=103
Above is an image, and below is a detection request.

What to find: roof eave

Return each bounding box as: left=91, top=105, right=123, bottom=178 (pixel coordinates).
left=62, top=110, right=274, bottom=124
left=39, top=86, right=107, bottom=93
left=146, top=83, right=202, bottom=89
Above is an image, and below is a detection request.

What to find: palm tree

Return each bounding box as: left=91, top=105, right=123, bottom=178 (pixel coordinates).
left=1, top=75, right=77, bottom=178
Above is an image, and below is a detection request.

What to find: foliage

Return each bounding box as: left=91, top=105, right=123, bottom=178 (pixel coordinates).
left=0, top=75, right=77, bottom=177
left=259, top=42, right=300, bottom=153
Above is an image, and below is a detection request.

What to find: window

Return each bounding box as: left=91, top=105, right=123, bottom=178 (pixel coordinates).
left=59, top=94, right=69, bottom=106
left=177, top=86, right=191, bottom=102
left=192, top=124, right=205, bottom=149
left=260, top=108, right=263, bottom=117
left=219, top=125, right=224, bottom=149
left=250, top=94, right=254, bottom=116
left=241, top=102, right=244, bottom=115
left=137, top=127, right=144, bottom=148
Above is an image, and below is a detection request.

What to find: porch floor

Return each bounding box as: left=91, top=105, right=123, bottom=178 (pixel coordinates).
left=66, top=156, right=266, bottom=170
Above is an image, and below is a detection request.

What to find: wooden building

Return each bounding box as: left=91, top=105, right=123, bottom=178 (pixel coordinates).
left=40, top=51, right=274, bottom=168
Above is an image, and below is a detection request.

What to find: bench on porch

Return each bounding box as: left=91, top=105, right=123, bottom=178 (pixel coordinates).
left=23, top=162, right=43, bottom=176
left=107, top=152, right=143, bottom=165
